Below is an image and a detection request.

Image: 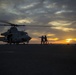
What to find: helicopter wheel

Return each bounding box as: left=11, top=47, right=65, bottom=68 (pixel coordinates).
left=9, top=42, right=12, bottom=45
left=13, top=43, right=15, bottom=44
left=23, top=42, right=25, bottom=44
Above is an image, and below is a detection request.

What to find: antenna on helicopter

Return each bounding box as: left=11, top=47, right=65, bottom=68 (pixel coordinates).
left=0, top=20, right=25, bottom=27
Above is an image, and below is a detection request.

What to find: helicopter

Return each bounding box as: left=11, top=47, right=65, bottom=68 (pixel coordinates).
left=0, top=21, right=32, bottom=44
left=0, top=21, right=52, bottom=44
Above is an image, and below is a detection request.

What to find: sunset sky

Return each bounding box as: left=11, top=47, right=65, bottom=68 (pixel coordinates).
left=0, top=0, right=76, bottom=44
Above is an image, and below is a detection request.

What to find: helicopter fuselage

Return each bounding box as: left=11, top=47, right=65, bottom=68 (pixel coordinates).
left=1, top=27, right=31, bottom=44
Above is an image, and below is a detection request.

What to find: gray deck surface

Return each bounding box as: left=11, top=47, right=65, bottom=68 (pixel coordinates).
left=0, top=44, right=76, bottom=75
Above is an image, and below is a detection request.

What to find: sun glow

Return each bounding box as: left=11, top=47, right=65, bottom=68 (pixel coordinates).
left=66, top=38, right=72, bottom=43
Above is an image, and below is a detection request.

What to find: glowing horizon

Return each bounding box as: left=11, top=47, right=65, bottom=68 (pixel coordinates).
left=30, top=37, right=76, bottom=44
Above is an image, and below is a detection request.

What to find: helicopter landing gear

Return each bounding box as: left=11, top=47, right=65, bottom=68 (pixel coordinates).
left=23, top=42, right=25, bottom=44
left=16, top=43, right=19, bottom=45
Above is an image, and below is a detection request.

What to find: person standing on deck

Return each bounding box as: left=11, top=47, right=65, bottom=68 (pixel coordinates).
left=39, top=36, right=45, bottom=44
left=44, top=35, right=48, bottom=44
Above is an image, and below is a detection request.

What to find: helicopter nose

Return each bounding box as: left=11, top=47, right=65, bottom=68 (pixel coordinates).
left=28, top=36, right=31, bottom=40
left=26, top=35, right=31, bottom=39
left=22, top=36, right=31, bottom=41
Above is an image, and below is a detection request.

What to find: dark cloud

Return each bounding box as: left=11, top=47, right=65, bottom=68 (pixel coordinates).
left=0, top=0, right=76, bottom=43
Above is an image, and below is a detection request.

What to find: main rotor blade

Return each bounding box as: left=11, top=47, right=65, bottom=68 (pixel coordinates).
left=0, top=20, right=52, bottom=27
left=0, top=24, right=26, bottom=27
left=25, top=25, right=52, bottom=27
left=0, top=21, right=25, bottom=26
left=0, top=20, right=14, bottom=25
left=0, top=24, right=11, bottom=26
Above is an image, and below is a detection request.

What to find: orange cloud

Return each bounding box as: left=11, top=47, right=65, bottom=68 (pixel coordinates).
left=47, top=34, right=55, bottom=37
left=48, top=38, right=59, bottom=41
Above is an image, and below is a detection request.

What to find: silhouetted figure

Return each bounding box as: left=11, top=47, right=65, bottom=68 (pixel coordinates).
left=44, top=35, right=48, bottom=44
left=39, top=36, right=45, bottom=44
